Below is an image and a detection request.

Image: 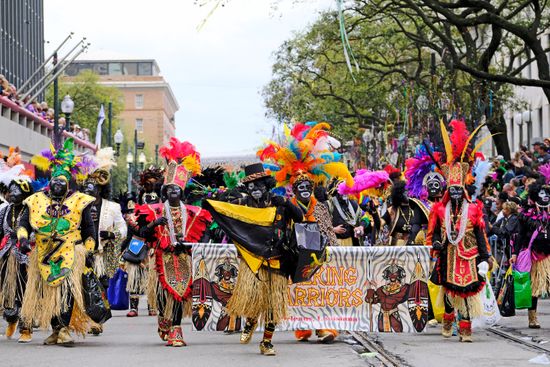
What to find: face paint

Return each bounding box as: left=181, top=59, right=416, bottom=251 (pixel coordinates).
left=427, top=180, right=443, bottom=197
left=536, top=187, right=550, bottom=208
left=82, top=182, right=100, bottom=198
left=449, top=186, right=464, bottom=201
left=50, top=177, right=68, bottom=199
left=247, top=181, right=267, bottom=201
left=294, top=180, right=313, bottom=203
left=166, top=185, right=182, bottom=205
left=8, top=183, right=25, bottom=205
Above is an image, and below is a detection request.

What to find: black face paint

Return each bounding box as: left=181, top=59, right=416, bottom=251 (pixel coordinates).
left=449, top=186, right=464, bottom=201
left=294, top=180, right=313, bottom=204
left=246, top=181, right=267, bottom=201
left=427, top=179, right=443, bottom=197
left=165, top=185, right=182, bottom=206
left=536, top=187, right=550, bottom=208
left=8, top=183, right=25, bottom=205
left=82, top=182, right=100, bottom=198
left=50, top=177, right=68, bottom=199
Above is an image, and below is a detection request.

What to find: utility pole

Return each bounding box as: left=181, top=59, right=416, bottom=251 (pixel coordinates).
left=53, top=52, right=60, bottom=148
left=155, top=144, right=159, bottom=166
left=107, top=101, right=113, bottom=147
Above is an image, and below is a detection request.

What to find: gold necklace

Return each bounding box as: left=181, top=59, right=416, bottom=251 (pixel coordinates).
left=398, top=206, right=412, bottom=232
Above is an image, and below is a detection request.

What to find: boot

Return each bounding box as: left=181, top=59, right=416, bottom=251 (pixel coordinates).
left=89, top=324, right=103, bottom=335
left=316, top=329, right=338, bottom=344
left=166, top=326, right=186, bottom=347
left=43, top=329, right=59, bottom=345
left=240, top=319, right=257, bottom=344
left=18, top=329, right=32, bottom=343
left=5, top=322, right=17, bottom=339
left=295, top=329, right=312, bottom=342
left=127, top=296, right=139, bottom=317
left=442, top=312, right=455, bottom=338
left=158, top=317, right=172, bottom=341
left=148, top=304, right=157, bottom=316
left=56, top=327, right=74, bottom=346
left=259, top=340, right=276, bottom=356
left=528, top=310, right=541, bottom=329
left=458, top=320, right=472, bottom=342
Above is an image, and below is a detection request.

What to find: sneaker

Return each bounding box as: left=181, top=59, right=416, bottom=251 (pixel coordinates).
left=17, top=330, right=32, bottom=343
left=126, top=309, right=138, bottom=317
left=43, top=330, right=59, bottom=345
left=259, top=340, right=276, bottom=356
left=5, top=322, right=17, bottom=339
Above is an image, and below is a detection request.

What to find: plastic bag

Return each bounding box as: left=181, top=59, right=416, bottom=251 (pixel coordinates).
left=472, top=283, right=501, bottom=328
left=513, top=270, right=532, bottom=309
left=428, top=280, right=444, bottom=322
left=107, top=268, right=129, bottom=310
left=82, top=271, right=112, bottom=323
left=496, top=266, right=515, bottom=317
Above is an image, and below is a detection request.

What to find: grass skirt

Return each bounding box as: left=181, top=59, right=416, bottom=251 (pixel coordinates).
left=227, top=260, right=288, bottom=324
left=445, top=291, right=483, bottom=319
left=126, top=262, right=148, bottom=294
left=531, top=256, right=550, bottom=297
left=0, top=252, right=22, bottom=308
left=21, top=245, right=90, bottom=335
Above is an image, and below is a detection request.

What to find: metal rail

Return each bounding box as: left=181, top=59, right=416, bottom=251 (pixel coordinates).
left=348, top=331, right=410, bottom=367
left=487, top=326, right=550, bottom=354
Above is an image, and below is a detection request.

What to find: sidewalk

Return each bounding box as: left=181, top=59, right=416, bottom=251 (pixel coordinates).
left=370, top=299, right=550, bottom=367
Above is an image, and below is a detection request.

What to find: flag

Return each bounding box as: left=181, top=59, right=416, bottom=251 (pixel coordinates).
left=95, top=104, right=105, bottom=148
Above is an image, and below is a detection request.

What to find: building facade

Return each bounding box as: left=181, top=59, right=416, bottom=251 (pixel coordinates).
left=0, top=0, right=44, bottom=91
left=64, top=59, right=178, bottom=154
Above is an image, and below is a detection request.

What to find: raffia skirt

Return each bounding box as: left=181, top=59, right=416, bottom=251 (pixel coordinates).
left=531, top=256, right=550, bottom=297
left=227, top=260, right=288, bottom=325
left=21, top=245, right=90, bottom=335
left=0, top=251, right=26, bottom=310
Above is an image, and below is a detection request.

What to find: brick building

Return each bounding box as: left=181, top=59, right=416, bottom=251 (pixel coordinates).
left=64, top=59, right=178, bottom=153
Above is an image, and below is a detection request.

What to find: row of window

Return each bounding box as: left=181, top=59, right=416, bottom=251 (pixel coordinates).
left=64, top=62, right=154, bottom=77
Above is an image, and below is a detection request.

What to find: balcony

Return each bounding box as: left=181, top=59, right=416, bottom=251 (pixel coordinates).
left=0, top=96, right=96, bottom=161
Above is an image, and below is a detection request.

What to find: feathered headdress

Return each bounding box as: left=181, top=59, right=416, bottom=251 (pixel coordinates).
left=139, top=166, right=164, bottom=186
left=338, top=169, right=390, bottom=197
left=31, top=138, right=96, bottom=182
left=439, top=119, right=487, bottom=187
left=539, top=163, right=550, bottom=186
left=404, top=143, right=444, bottom=199
left=471, top=157, right=492, bottom=200
left=159, top=137, right=201, bottom=190
left=85, top=147, right=117, bottom=186
left=257, top=122, right=353, bottom=188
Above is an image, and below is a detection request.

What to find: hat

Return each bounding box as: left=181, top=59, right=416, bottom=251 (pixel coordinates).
left=85, top=147, right=117, bottom=186
left=159, top=137, right=201, bottom=190
left=241, top=163, right=270, bottom=183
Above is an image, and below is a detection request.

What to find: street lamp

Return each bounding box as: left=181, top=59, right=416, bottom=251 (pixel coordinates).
left=61, top=94, right=74, bottom=132
left=114, top=129, right=124, bottom=156
left=126, top=151, right=134, bottom=193
left=138, top=152, right=146, bottom=170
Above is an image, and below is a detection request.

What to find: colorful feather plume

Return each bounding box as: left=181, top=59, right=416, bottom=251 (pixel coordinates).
left=257, top=122, right=351, bottom=187
left=471, top=158, right=492, bottom=200
left=159, top=137, right=201, bottom=176
left=539, top=163, right=550, bottom=185
left=338, top=169, right=389, bottom=196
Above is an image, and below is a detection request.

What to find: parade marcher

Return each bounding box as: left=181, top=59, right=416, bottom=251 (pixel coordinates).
left=426, top=120, right=491, bottom=343
left=18, top=138, right=97, bottom=345
left=145, top=138, right=212, bottom=347
left=328, top=185, right=366, bottom=246
left=0, top=154, right=34, bottom=342
left=513, top=163, right=550, bottom=328
left=382, top=181, right=428, bottom=246
left=81, top=147, right=127, bottom=334
left=123, top=166, right=164, bottom=318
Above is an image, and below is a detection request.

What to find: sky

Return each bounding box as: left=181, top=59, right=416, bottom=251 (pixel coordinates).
left=44, top=0, right=334, bottom=157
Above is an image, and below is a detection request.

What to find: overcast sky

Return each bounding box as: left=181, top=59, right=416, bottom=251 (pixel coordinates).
left=44, top=0, right=333, bottom=157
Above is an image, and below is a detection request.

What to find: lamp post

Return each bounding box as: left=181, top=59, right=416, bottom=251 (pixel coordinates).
left=139, top=152, right=146, bottom=171
left=521, top=109, right=531, bottom=147
left=126, top=151, right=134, bottom=193
left=114, top=129, right=123, bottom=157
left=61, top=94, right=74, bottom=132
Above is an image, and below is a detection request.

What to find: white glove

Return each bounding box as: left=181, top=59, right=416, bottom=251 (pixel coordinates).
left=478, top=261, right=489, bottom=277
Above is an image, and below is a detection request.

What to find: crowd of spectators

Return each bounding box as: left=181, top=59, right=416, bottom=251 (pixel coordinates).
left=1, top=74, right=90, bottom=142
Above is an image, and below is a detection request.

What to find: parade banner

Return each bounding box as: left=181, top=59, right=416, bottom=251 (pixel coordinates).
left=191, top=244, right=431, bottom=333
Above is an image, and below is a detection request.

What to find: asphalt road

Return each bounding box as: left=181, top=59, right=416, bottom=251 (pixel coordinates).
left=0, top=298, right=365, bottom=367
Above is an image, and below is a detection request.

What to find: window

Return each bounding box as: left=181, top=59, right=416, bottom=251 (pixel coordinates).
left=123, top=62, right=137, bottom=75
left=138, top=62, right=152, bottom=75
left=135, top=94, right=144, bottom=109
left=136, top=118, right=143, bottom=132
left=65, top=64, right=79, bottom=76
left=108, top=63, right=122, bottom=75
left=93, top=63, right=108, bottom=75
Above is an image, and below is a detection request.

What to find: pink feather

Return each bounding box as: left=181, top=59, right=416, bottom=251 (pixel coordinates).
left=338, top=170, right=389, bottom=195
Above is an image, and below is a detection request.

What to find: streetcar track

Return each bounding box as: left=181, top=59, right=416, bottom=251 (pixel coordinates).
left=348, top=331, right=410, bottom=367
left=487, top=326, right=550, bottom=354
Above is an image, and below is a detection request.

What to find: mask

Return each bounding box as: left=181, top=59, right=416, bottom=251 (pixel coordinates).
left=82, top=182, right=100, bottom=198
left=143, top=192, right=159, bottom=204
left=247, top=181, right=267, bottom=201
left=8, top=183, right=25, bottom=205
left=50, top=177, right=68, bottom=199
left=449, top=186, right=464, bottom=201
left=536, top=187, right=550, bottom=208
left=427, top=179, right=443, bottom=197
left=165, top=185, right=182, bottom=205
left=294, top=180, right=313, bottom=203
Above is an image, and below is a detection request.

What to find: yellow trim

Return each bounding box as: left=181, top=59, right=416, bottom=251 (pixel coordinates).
left=17, top=227, right=28, bottom=240
left=84, top=237, right=96, bottom=252
left=206, top=200, right=276, bottom=226
left=235, top=243, right=280, bottom=273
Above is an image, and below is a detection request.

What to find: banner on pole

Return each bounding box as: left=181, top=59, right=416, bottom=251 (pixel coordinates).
left=191, top=244, right=431, bottom=333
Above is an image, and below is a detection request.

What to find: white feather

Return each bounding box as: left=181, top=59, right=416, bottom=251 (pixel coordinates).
left=472, top=158, right=492, bottom=200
